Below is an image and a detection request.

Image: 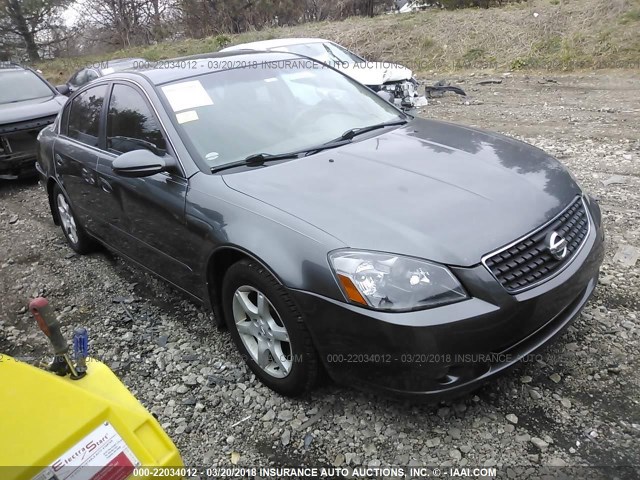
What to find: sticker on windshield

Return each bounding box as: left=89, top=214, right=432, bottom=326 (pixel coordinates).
left=285, top=71, right=315, bottom=80
left=162, top=80, right=213, bottom=112
left=176, top=110, right=199, bottom=124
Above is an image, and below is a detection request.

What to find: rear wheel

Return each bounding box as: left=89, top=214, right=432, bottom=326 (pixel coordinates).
left=53, top=184, right=94, bottom=254
left=222, top=259, right=318, bottom=396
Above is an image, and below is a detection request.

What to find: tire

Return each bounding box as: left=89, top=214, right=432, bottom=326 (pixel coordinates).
left=222, top=259, right=319, bottom=397
left=52, top=184, right=95, bottom=254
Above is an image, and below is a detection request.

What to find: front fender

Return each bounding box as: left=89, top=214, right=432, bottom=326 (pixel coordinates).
left=186, top=174, right=347, bottom=309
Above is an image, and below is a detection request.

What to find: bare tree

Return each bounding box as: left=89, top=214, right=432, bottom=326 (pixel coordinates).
left=76, top=0, right=175, bottom=50
left=177, top=0, right=392, bottom=38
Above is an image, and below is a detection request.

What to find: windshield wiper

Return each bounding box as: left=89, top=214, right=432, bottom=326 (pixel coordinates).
left=210, top=151, right=303, bottom=173
left=304, top=119, right=409, bottom=156
left=210, top=119, right=408, bottom=173
left=338, top=119, right=408, bottom=141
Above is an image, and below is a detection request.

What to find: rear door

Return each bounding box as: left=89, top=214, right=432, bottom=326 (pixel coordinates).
left=54, top=84, right=108, bottom=231
left=95, top=82, right=193, bottom=290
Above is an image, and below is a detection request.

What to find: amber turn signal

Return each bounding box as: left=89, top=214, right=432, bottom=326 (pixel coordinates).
left=337, top=274, right=368, bottom=306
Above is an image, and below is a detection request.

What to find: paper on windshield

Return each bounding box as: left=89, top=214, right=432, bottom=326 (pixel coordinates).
left=161, top=80, right=213, bottom=112
left=176, top=110, right=199, bottom=124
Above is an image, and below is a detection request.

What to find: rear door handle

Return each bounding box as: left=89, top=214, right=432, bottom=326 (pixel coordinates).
left=81, top=167, right=96, bottom=185
left=55, top=154, right=63, bottom=167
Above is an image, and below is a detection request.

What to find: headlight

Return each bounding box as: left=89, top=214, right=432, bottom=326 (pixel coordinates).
left=328, top=250, right=468, bottom=311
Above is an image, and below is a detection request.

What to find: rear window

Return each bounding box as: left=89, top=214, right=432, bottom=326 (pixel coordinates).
left=0, top=69, right=53, bottom=105
left=275, top=43, right=363, bottom=65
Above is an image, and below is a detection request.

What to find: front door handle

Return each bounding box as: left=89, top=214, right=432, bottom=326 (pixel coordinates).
left=55, top=154, right=63, bottom=167
left=99, top=177, right=113, bottom=194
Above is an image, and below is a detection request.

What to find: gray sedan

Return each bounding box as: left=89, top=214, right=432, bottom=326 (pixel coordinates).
left=36, top=51, right=604, bottom=399
left=64, top=58, right=147, bottom=94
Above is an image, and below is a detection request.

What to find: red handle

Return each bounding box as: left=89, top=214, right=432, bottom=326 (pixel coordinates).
left=29, top=297, right=68, bottom=355
left=29, top=297, right=51, bottom=337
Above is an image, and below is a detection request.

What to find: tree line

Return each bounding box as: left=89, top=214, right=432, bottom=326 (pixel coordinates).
left=0, top=0, right=524, bottom=62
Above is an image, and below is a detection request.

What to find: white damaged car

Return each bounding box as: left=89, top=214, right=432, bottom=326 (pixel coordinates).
left=221, top=38, right=427, bottom=108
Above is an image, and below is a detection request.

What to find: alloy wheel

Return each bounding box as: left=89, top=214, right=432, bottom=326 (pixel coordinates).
left=232, top=285, right=292, bottom=378
left=57, top=193, right=78, bottom=244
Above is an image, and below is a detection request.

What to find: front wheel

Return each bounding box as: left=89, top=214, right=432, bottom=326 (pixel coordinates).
left=222, top=259, right=319, bottom=396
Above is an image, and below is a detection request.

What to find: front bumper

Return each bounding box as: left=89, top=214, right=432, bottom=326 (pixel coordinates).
left=1, top=116, right=56, bottom=180
left=292, top=199, right=605, bottom=400
left=371, top=79, right=426, bottom=109
left=0, top=151, right=38, bottom=180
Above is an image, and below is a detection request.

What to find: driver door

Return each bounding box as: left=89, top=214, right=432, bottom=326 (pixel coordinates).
left=95, top=82, right=193, bottom=290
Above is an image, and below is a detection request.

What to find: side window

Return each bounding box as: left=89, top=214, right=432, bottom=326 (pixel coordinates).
left=67, top=85, right=107, bottom=147
left=107, top=84, right=167, bottom=155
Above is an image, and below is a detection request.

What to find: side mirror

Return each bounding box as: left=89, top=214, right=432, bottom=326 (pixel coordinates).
left=112, top=149, right=172, bottom=178
left=56, top=84, right=70, bottom=95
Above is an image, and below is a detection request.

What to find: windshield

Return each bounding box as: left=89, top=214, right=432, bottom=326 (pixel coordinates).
left=0, top=69, right=53, bottom=104
left=273, top=42, right=364, bottom=66
left=161, top=60, right=403, bottom=170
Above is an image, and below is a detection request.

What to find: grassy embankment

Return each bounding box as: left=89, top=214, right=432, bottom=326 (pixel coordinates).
left=37, top=0, right=640, bottom=83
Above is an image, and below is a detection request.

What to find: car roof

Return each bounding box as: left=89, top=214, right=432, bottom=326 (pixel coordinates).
left=109, top=50, right=307, bottom=86
left=97, top=58, right=146, bottom=74
left=221, top=38, right=330, bottom=52
left=107, top=57, right=145, bottom=64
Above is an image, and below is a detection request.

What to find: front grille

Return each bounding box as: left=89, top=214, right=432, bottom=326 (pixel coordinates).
left=0, top=114, right=57, bottom=135
left=483, top=196, right=590, bottom=293
left=1, top=115, right=56, bottom=163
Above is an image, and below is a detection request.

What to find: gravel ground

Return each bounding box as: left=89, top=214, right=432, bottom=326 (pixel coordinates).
left=1, top=71, right=639, bottom=479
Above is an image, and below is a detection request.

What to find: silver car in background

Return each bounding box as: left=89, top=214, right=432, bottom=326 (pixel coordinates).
left=222, top=38, right=426, bottom=108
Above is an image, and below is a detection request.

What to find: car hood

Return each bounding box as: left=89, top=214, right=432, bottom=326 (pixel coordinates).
left=223, top=118, right=581, bottom=266
left=337, top=62, right=413, bottom=86
left=0, top=95, right=66, bottom=125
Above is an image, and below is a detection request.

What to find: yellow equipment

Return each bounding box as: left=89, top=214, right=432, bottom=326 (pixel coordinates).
left=0, top=296, right=183, bottom=480
left=0, top=355, right=183, bottom=480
